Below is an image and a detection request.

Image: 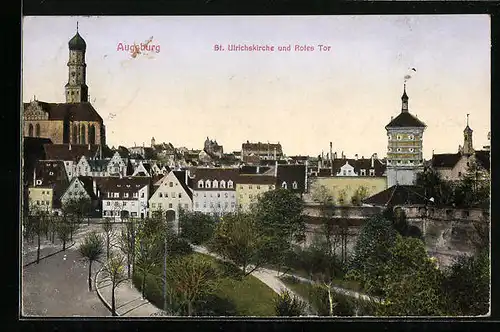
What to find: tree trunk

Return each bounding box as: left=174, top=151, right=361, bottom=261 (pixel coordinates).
left=107, top=234, right=110, bottom=260
left=187, top=301, right=193, bottom=316
left=127, top=255, right=131, bottom=279
left=88, top=260, right=93, bottom=291
left=36, top=232, right=41, bottom=264
left=63, top=239, right=66, bottom=251
left=327, top=285, right=334, bottom=316
left=142, top=272, right=146, bottom=299
left=111, top=285, right=117, bottom=316
left=70, top=222, right=73, bottom=241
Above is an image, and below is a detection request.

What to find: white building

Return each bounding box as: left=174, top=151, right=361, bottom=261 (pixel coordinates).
left=99, top=177, right=150, bottom=220
left=190, top=167, right=239, bottom=216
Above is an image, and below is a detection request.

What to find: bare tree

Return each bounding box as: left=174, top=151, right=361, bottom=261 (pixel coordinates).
left=102, top=253, right=129, bottom=316
left=102, top=217, right=115, bottom=260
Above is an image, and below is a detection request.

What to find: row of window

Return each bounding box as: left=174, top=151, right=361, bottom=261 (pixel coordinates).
left=281, top=181, right=298, bottom=189
left=387, top=160, right=423, bottom=165
left=151, top=203, right=190, bottom=209
left=197, top=180, right=234, bottom=189
left=35, top=200, right=51, bottom=205
left=103, top=211, right=138, bottom=217
left=158, top=192, right=182, bottom=198
left=194, top=192, right=235, bottom=198
left=388, top=147, right=418, bottom=153
left=195, top=202, right=236, bottom=209
left=239, top=185, right=275, bottom=190
left=388, top=134, right=420, bottom=140
left=106, top=201, right=136, bottom=207
left=106, top=192, right=144, bottom=198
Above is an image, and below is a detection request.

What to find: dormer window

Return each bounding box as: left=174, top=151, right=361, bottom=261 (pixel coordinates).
left=227, top=180, right=233, bottom=189
left=409, top=148, right=414, bottom=152
left=213, top=180, right=218, bottom=188
left=360, top=169, right=366, bottom=176
left=198, top=180, right=204, bottom=188
left=205, top=180, right=211, bottom=188
left=397, top=135, right=402, bottom=140
left=282, top=182, right=287, bottom=189
left=220, top=180, right=226, bottom=188
left=369, top=169, right=375, bottom=176
left=292, top=181, right=298, bottom=189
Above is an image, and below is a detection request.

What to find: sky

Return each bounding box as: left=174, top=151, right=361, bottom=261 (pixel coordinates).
left=22, top=15, right=491, bottom=159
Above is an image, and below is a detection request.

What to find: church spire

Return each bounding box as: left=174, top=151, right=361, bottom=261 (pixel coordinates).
left=66, top=24, right=88, bottom=103
left=463, top=114, right=474, bottom=155
left=401, top=83, right=409, bottom=112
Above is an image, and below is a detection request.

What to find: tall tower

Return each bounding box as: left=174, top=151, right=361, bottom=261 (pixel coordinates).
left=65, top=22, right=88, bottom=103
left=462, top=114, right=474, bottom=156
left=385, top=84, right=427, bottom=187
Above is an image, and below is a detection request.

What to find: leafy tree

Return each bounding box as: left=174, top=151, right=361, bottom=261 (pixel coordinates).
left=347, top=213, right=397, bottom=296
left=337, top=189, right=347, bottom=206
left=102, top=253, right=128, bottom=316
left=102, top=218, right=115, bottom=260
left=78, top=231, right=105, bottom=291
left=415, top=167, right=454, bottom=205
left=454, top=159, right=490, bottom=208
left=252, top=189, right=306, bottom=271
left=442, top=250, right=490, bottom=315
left=210, top=212, right=268, bottom=276
left=378, top=235, right=446, bottom=316
left=56, top=218, right=72, bottom=251
left=179, top=210, right=216, bottom=245
left=351, top=186, right=369, bottom=206
left=383, top=207, right=422, bottom=240
left=167, top=254, right=218, bottom=316
left=274, top=289, right=307, bottom=316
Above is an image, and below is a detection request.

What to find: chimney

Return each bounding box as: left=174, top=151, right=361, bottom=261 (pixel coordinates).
left=371, top=155, right=374, bottom=168
left=355, top=154, right=358, bottom=160
left=342, top=151, right=345, bottom=159
left=274, top=147, right=277, bottom=160
left=334, top=152, right=337, bottom=159
left=33, top=168, right=36, bottom=187
left=274, top=160, right=278, bottom=177
left=69, top=143, right=72, bottom=151
left=88, top=143, right=91, bottom=151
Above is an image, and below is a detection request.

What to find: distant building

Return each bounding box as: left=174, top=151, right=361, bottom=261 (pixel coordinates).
left=59, top=176, right=100, bottom=215
left=431, top=116, right=490, bottom=181
left=385, top=84, right=426, bottom=187
left=29, top=160, right=70, bottom=213
left=276, top=164, right=307, bottom=195
left=98, top=177, right=150, bottom=220
left=204, top=137, right=224, bottom=159
left=237, top=166, right=276, bottom=211
left=241, top=141, right=283, bottom=164
left=190, top=168, right=238, bottom=216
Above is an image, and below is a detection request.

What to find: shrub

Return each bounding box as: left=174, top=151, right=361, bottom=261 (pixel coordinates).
left=274, top=290, right=307, bottom=316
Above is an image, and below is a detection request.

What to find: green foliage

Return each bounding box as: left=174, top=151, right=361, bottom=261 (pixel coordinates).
left=348, top=214, right=397, bottom=296
left=78, top=231, right=105, bottom=291
left=252, top=189, right=306, bottom=268
left=383, top=207, right=423, bottom=240
left=453, top=158, right=490, bottom=208
left=210, top=212, right=267, bottom=275
left=378, top=236, right=446, bottom=316
left=415, top=167, right=455, bottom=206
left=274, top=289, right=307, bottom=316
left=179, top=210, right=216, bottom=245
left=351, top=186, right=369, bottom=206
left=442, top=250, right=490, bottom=315
left=337, top=189, right=347, bottom=206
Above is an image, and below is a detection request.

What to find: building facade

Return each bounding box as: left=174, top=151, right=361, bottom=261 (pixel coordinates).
left=236, top=174, right=276, bottom=211
left=99, top=177, right=150, bottom=220
left=190, top=168, right=238, bottom=215
left=385, top=85, right=426, bottom=187
left=241, top=141, right=283, bottom=163
left=23, top=27, right=106, bottom=146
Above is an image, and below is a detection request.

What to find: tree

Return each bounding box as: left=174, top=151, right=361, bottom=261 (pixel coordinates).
left=179, top=210, right=216, bottom=245
left=62, top=198, right=82, bottom=241
left=378, top=235, right=446, bottom=316
left=252, top=189, right=306, bottom=271
left=102, top=218, right=115, bottom=260
left=442, top=250, right=489, bottom=315
left=337, top=189, right=347, bottom=206
left=210, top=212, right=267, bottom=276
left=347, top=213, right=397, bottom=296
left=274, top=289, right=306, bottom=316
left=102, top=253, right=129, bottom=316
left=454, top=159, right=490, bottom=208
left=56, top=218, right=72, bottom=251
left=118, top=219, right=136, bottom=279
left=415, top=167, right=454, bottom=206
left=383, top=207, right=422, bottom=239
left=78, top=231, right=105, bottom=291
left=351, top=186, right=369, bottom=206
left=167, top=255, right=218, bottom=316
left=27, top=206, right=50, bottom=264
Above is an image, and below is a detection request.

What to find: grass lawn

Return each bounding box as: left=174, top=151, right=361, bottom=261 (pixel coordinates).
left=133, top=252, right=277, bottom=316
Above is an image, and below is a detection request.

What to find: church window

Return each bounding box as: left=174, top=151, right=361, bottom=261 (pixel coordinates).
left=388, top=135, right=392, bottom=140
left=220, top=180, right=226, bottom=188
left=28, top=124, right=33, bottom=137
left=205, top=180, right=211, bottom=188
left=388, top=148, right=392, bottom=152
left=397, top=135, right=401, bottom=140
left=72, top=124, right=78, bottom=143
left=89, top=125, right=96, bottom=145
left=397, top=148, right=401, bottom=152
left=80, top=125, right=86, bottom=144
left=35, top=123, right=40, bottom=137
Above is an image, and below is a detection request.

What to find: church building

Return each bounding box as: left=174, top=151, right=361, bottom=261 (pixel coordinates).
left=385, top=84, right=427, bottom=187
left=23, top=25, right=106, bottom=147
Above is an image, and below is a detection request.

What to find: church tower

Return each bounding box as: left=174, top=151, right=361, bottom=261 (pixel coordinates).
left=65, top=23, right=89, bottom=103
left=385, top=84, right=427, bottom=187
left=462, top=114, right=474, bottom=156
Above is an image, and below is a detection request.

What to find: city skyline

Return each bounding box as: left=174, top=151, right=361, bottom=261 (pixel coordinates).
left=22, top=15, right=490, bottom=159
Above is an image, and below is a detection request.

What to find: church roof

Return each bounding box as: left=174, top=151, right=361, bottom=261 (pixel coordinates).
left=23, top=101, right=103, bottom=122
left=386, top=112, right=426, bottom=128
left=69, top=32, right=86, bottom=51
left=431, top=153, right=462, bottom=169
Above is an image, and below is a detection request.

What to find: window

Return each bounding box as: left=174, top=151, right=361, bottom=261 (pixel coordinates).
left=240, top=186, right=244, bottom=189
left=106, top=202, right=110, bottom=206
left=203, top=193, right=207, bottom=198
left=28, top=124, right=34, bottom=137
left=123, top=202, right=127, bottom=206
left=165, top=193, right=168, bottom=198
left=169, top=203, right=173, bottom=208
left=169, top=182, right=173, bottom=187
left=249, top=185, right=253, bottom=189
left=35, top=123, right=41, bottom=137
left=203, top=203, right=206, bottom=208
left=217, top=203, right=221, bottom=208
left=257, top=185, right=260, bottom=189
left=159, top=193, right=163, bottom=198
left=124, top=193, right=129, bottom=198
left=220, top=180, right=226, bottom=188
left=217, top=193, right=221, bottom=198
left=388, top=135, right=392, bottom=140
left=397, top=148, right=401, bottom=152
left=360, top=169, right=366, bottom=176
left=282, top=182, right=287, bottom=189
left=388, top=148, right=392, bottom=152
left=141, top=193, right=145, bottom=198
left=213, top=180, right=218, bottom=188
left=231, top=202, right=235, bottom=208
left=409, top=148, right=414, bottom=152
left=158, top=203, right=162, bottom=208
left=115, top=201, right=119, bottom=206
left=133, top=193, right=138, bottom=198
left=458, top=172, right=462, bottom=177
left=292, top=181, right=298, bottom=189
left=178, top=193, right=182, bottom=198
left=342, top=170, right=347, bottom=176
left=114, top=193, right=119, bottom=198
left=227, top=181, right=233, bottom=188
left=409, top=135, right=414, bottom=140
left=397, top=135, right=401, bottom=140
left=198, top=180, right=204, bottom=188
left=369, top=169, right=375, bottom=176
left=152, top=203, right=156, bottom=208
left=249, top=194, right=253, bottom=199
left=205, top=180, right=211, bottom=188
left=225, top=193, right=228, bottom=198
left=131, top=202, right=135, bottom=206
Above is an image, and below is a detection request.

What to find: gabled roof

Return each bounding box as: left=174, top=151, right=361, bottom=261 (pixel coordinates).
left=77, top=176, right=98, bottom=200
left=363, top=185, right=430, bottom=206
left=87, top=159, right=109, bottom=172
left=431, top=153, right=462, bottom=169
left=189, top=167, right=239, bottom=190
left=23, top=101, right=103, bottom=122
left=173, top=171, right=193, bottom=200
left=96, top=177, right=150, bottom=200
left=386, top=112, right=426, bottom=128
left=239, top=166, right=272, bottom=175
left=44, top=144, right=100, bottom=162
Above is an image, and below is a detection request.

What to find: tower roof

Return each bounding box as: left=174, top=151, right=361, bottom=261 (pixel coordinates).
left=401, top=84, right=409, bottom=101
left=464, top=114, right=473, bottom=133
left=386, top=112, right=426, bottom=128
left=69, top=31, right=86, bottom=51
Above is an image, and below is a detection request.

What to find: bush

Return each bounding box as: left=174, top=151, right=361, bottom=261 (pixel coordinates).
left=168, top=237, right=193, bottom=257
left=179, top=211, right=217, bottom=245
left=274, top=290, right=307, bottom=316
